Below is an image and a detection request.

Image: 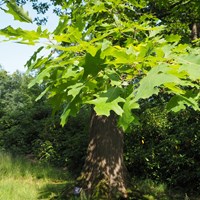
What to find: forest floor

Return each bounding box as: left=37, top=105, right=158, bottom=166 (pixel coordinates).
left=0, top=151, right=199, bottom=200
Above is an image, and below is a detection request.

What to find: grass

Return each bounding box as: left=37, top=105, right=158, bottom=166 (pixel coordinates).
left=0, top=151, right=199, bottom=200
left=0, top=151, right=70, bottom=200
left=128, top=178, right=200, bottom=200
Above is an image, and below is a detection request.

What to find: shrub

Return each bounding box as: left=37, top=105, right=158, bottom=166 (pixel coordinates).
left=125, top=106, right=200, bottom=193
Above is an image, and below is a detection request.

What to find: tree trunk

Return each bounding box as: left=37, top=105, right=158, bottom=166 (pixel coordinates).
left=79, top=110, right=128, bottom=199
left=191, top=23, right=200, bottom=40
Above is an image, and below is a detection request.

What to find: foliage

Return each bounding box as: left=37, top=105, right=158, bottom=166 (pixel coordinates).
left=124, top=100, right=200, bottom=193
left=0, top=68, right=89, bottom=174
left=1, top=68, right=199, bottom=198
left=1, top=0, right=199, bottom=131
left=0, top=0, right=58, bottom=25
left=146, top=0, right=200, bottom=42
left=33, top=107, right=90, bottom=173
left=0, top=69, right=51, bottom=154
left=6, top=0, right=32, bottom=23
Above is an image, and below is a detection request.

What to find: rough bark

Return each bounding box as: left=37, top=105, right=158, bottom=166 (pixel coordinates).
left=191, top=23, right=200, bottom=40
left=79, top=110, right=128, bottom=199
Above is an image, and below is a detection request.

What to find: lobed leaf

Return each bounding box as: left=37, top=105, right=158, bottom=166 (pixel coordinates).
left=87, top=87, right=125, bottom=116
left=6, top=0, right=32, bottom=23
left=134, top=64, right=182, bottom=101
left=178, top=55, right=200, bottom=80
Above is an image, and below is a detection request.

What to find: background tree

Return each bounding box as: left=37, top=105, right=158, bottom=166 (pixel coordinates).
left=0, top=69, right=49, bottom=153
left=0, top=68, right=89, bottom=174
left=146, top=0, right=200, bottom=41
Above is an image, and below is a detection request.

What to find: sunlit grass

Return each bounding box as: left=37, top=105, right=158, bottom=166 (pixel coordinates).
left=0, top=151, right=69, bottom=200
left=1, top=151, right=198, bottom=200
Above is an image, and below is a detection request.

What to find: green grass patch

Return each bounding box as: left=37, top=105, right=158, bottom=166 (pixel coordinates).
left=0, top=151, right=199, bottom=200
left=0, top=151, right=70, bottom=200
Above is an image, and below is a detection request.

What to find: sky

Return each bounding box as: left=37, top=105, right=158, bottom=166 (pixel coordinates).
left=0, top=2, right=59, bottom=73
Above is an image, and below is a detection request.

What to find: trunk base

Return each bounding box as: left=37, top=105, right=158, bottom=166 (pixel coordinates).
left=77, top=111, right=128, bottom=199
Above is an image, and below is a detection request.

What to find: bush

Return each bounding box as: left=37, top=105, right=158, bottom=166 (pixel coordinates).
left=32, top=107, right=90, bottom=174
left=0, top=70, right=89, bottom=175
left=125, top=105, right=200, bottom=193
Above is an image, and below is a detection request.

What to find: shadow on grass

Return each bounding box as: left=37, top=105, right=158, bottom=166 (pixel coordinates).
left=38, top=177, right=200, bottom=200
left=38, top=182, right=67, bottom=200
left=127, top=178, right=200, bottom=200
left=38, top=181, right=78, bottom=200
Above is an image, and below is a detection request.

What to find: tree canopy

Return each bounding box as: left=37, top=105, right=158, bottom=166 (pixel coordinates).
left=2, top=0, right=199, bottom=130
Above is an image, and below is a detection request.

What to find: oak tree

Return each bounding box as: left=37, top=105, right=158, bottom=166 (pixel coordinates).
left=1, top=0, right=199, bottom=198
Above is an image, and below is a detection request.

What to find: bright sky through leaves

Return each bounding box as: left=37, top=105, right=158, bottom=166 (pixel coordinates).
left=0, top=2, right=58, bottom=73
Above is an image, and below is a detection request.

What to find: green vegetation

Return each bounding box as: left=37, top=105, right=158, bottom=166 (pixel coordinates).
left=0, top=68, right=199, bottom=199
left=0, top=151, right=199, bottom=200
left=0, top=0, right=200, bottom=199
left=0, top=151, right=68, bottom=200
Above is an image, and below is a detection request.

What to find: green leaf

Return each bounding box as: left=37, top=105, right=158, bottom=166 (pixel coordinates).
left=61, top=106, right=71, bottom=126
left=60, top=97, right=80, bottom=126
left=68, top=83, right=84, bottom=100
left=83, top=49, right=105, bottom=78
left=164, top=83, right=185, bottom=94
left=88, top=96, right=125, bottom=116
left=6, top=0, right=32, bottom=23
left=28, top=64, right=52, bottom=88
left=173, top=44, right=188, bottom=53
left=119, top=97, right=140, bottom=131
left=167, top=95, right=186, bottom=112
left=53, top=16, right=69, bottom=35
left=28, top=57, right=49, bottom=72
left=104, top=68, right=121, bottom=87
left=101, top=39, right=112, bottom=51
left=0, top=26, right=49, bottom=45
left=149, top=26, right=164, bottom=38
left=138, top=42, right=154, bottom=58
left=167, top=92, right=200, bottom=112
left=134, top=64, right=182, bottom=101
left=178, top=55, right=200, bottom=80
left=25, top=46, right=44, bottom=70
left=74, top=14, right=85, bottom=32
left=35, top=86, right=50, bottom=101
left=87, top=87, right=125, bottom=116
left=165, top=34, right=181, bottom=43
